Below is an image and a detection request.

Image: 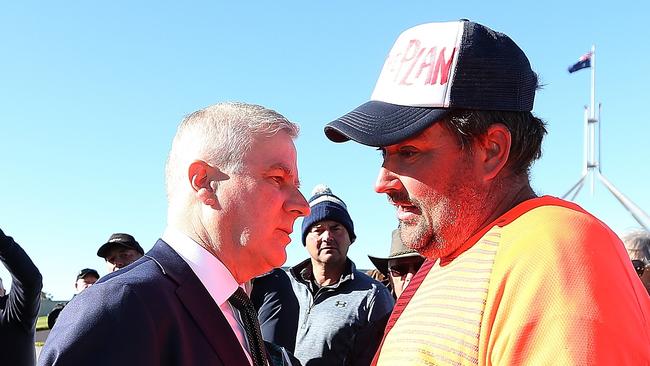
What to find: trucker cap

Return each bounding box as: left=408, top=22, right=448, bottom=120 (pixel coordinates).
left=325, top=20, right=537, bottom=147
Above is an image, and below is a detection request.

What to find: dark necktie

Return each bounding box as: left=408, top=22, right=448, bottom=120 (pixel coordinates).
left=228, top=287, right=268, bottom=366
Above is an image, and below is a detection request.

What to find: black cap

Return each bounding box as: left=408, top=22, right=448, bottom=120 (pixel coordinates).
left=76, top=268, right=100, bottom=280
left=97, top=233, right=144, bottom=258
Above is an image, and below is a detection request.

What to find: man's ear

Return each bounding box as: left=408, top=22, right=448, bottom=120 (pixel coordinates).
left=477, top=124, right=511, bottom=181
left=188, top=160, right=224, bottom=207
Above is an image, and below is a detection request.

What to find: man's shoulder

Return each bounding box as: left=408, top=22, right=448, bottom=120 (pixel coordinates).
left=491, top=197, right=628, bottom=286
left=350, top=270, right=391, bottom=296
left=97, top=239, right=187, bottom=287
left=502, top=196, right=604, bottom=231
left=504, top=199, right=616, bottom=245
left=98, top=256, right=166, bottom=287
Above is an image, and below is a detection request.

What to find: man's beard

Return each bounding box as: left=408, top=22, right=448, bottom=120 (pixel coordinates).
left=390, top=185, right=485, bottom=260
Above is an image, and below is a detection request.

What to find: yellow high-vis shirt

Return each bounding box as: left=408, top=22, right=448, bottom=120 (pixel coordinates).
left=376, top=196, right=650, bottom=366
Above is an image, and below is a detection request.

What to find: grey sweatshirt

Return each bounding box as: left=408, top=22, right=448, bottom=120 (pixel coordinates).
left=288, top=258, right=394, bottom=366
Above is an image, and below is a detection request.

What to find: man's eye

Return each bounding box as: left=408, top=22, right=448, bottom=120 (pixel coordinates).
left=399, top=149, right=417, bottom=158
left=270, top=176, right=283, bottom=184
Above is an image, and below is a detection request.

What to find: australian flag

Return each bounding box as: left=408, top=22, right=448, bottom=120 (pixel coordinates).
left=568, top=52, right=592, bottom=73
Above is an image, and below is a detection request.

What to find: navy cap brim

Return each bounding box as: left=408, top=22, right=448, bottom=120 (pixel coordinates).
left=324, top=101, right=449, bottom=147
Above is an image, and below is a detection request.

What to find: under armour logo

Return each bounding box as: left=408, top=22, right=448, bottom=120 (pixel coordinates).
left=334, top=301, right=347, bottom=308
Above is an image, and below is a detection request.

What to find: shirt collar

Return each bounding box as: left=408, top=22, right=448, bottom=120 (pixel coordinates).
left=162, top=226, right=239, bottom=306
left=290, top=258, right=356, bottom=288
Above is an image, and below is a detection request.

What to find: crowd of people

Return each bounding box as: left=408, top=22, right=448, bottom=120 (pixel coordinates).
left=1, top=19, right=649, bottom=366
left=44, top=233, right=145, bottom=330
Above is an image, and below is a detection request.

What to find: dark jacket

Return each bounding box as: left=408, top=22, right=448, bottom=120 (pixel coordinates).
left=38, top=239, right=250, bottom=366
left=0, top=229, right=43, bottom=366
left=251, top=268, right=300, bottom=353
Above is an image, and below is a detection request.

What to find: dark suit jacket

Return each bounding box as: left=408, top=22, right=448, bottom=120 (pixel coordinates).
left=38, top=239, right=250, bottom=366
left=0, top=229, right=43, bottom=366
left=251, top=268, right=299, bottom=353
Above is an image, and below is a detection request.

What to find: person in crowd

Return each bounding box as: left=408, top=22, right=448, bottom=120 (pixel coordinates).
left=74, top=268, right=100, bottom=294
left=250, top=268, right=299, bottom=353
left=0, top=228, right=43, bottom=366
left=97, top=233, right=144, bottom=273
left=365, top=269, right=389, bottom=289
left=324, top=19, right=650, bottom=364
left=623, top=230, right=650, bottom=294
left=39, top=102, right=310, bottom=366
left=47, top=268, right=101, bottom=329
left=289, top=184, right=394, bottom=366
left=368, top=229, right=424, bottom=299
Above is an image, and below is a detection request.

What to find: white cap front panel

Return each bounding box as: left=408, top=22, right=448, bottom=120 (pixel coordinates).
left=370, top=21, right=464, bottom=108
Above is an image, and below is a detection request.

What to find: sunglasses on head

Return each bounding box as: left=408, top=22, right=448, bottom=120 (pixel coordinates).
left=632, top=259, right=646, bottom=277
left=388, top=259, right=425, bottom=277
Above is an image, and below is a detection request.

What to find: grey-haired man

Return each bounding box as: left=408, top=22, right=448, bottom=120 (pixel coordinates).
left=40, top=102, right=310, bottom=366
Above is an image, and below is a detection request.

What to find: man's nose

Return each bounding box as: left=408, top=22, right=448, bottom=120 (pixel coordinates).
left=375, top=166, right=402, bottom=194
left=320, top=230, right=334, bottom=243
left=286, top=187, right=310, bottom=217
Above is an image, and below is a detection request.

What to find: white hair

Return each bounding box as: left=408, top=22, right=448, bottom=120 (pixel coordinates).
left=622, top=230, right=650, bottom=265
left=165, top=102, right=299, bottom=201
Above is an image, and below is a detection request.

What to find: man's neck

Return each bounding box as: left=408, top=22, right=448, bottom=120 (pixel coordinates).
left=434, top=179, right=537, bottom=263
left=167, top=218, right=253, bottom=285
left=484, top=181, right=537, bottom=225
left=310, top=259, right=346, bottom=287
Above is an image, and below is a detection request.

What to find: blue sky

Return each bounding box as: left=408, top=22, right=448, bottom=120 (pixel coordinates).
left=1, top=1, right=648, bottom=299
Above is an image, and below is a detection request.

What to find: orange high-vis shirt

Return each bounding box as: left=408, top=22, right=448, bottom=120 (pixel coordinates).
left=376, top=196, right=650, bottom=365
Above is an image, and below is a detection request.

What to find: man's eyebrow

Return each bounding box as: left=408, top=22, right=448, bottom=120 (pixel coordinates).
left=269, top=163, right=301, bottom=187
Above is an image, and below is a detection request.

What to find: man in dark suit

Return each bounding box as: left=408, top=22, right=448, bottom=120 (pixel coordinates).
left=39, top=102, right=310, bottom=366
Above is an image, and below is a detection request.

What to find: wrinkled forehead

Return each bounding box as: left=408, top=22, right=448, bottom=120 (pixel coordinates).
left=247, top=130, right=297, bottom=159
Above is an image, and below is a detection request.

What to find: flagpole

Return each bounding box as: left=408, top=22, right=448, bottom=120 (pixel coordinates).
left=590, top=45, right=596, bottom=120
left=588, top=45, right=596, bottom=195
left=564, top=45, right=650, bottom=230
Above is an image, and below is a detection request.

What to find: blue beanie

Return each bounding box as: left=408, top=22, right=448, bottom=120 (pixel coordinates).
left=301, top=184, right=356, bottom=245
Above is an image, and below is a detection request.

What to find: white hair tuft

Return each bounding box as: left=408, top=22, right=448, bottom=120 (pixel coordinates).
left=311, top=184, right=332, bottom=196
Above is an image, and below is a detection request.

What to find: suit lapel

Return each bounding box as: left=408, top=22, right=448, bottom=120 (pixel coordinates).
left=148, top=240, right=250, bottom=366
